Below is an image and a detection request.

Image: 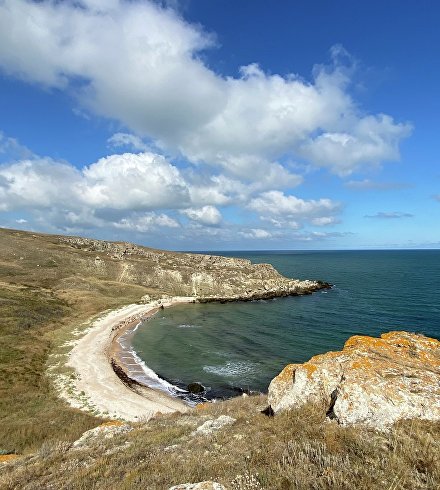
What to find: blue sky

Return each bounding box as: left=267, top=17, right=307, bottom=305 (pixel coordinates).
left=0, top=0, right=439, bottom=250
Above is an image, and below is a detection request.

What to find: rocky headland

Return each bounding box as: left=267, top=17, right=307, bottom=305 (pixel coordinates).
left=58, top=235, right=331, bottom=300
left=268, top=331, right=440, bottom=430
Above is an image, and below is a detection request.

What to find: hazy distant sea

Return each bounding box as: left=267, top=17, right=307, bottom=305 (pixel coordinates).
left=131, top=250, right=440, bottom=400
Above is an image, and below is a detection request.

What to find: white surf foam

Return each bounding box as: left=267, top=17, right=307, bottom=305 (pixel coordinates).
left=203, top=360, right=257, bottom=377
left=117, top=327, right=186, bottom=398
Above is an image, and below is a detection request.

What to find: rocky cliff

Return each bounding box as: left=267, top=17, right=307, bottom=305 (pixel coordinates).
left=268, top=331, right=440, bottom=430
left=0, top=228, right=330, bottom=302
left=57, top=235, right=329, bottom=300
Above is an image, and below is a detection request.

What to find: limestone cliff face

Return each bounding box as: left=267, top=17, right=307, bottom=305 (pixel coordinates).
left=268, top=331, right=440, bottom=430
left=58, top=236, right=329, bottom=300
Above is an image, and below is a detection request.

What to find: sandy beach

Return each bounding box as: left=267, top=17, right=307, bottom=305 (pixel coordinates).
left=66, top=297, right=196, bottom=421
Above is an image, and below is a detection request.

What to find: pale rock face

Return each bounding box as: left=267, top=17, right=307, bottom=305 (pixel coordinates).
left=193, top=415, right=236, bottom=436
left=190, top=272, right=216, bottom=296
left=58, top=236, right=330, bottom=300
left=72, top=421, right=132, bottom=449
left=268, top=331, right=440, bottom=430
left=169, top=482, right=226, bottom=490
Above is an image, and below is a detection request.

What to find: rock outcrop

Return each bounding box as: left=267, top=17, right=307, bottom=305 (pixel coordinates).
left=268, top=331, right=440, bottom=430
left=0, top=228, right=330, bottom=303
left=58, top=235, right=330, bottom=300
left=72, top=421, right=132, bottom=449
left=192, top=415, right=236, bottom=436
left=169, top=482, right=225, bottom=490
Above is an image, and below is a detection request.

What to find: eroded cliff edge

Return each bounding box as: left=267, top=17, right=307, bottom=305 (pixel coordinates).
left=0, top=227, right=330, bottom=303
left=58, top=235, right=330, bottom=300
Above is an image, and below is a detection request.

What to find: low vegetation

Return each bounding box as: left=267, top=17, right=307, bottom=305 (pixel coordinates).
left=0, top=228, right=154, bottom=453
left=0, top=281, right=103, bottom=452
left=1, top=396, right=439, bottom=489
left=0, top=227, right=439, bottom=489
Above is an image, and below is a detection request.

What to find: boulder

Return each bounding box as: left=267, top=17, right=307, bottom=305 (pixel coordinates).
left=268, top=331, right=440, bottom=430
left=187, top=382, right=205, bottom=394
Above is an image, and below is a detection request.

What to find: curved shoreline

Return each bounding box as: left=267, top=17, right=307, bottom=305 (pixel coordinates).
left=61, top=282, right=331, bottom=422
left=65, top=297, right=196, bottom=422
left=108, top=303, right=191, bottom=401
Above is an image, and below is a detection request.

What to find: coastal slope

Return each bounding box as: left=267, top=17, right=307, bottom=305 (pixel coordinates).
left=0, top=227, right=329, bottom=427
left=1, top=228, right=439, bottom=489
left=57, top=234, right=329, bottom=300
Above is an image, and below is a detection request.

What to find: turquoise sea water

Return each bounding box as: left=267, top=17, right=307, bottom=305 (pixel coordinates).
left=131, top=250, right=440, bottom=401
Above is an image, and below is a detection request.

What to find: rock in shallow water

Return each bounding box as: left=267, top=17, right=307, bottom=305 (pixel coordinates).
left=268, top=331, right=440, bottom=430
left=187, top=382, right=205, bottom=394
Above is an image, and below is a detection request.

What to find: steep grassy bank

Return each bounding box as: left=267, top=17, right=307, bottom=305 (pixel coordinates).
left=0, top=282, right=102, bottom=453
left=0, top=228, right=163, bottom=453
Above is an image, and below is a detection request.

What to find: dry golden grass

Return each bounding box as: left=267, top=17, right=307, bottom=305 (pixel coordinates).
left=0, top=283, right=104, bottom=454
left=0, top=228, right=155, bottom=454
left=1, top=396, right=439, bottom=489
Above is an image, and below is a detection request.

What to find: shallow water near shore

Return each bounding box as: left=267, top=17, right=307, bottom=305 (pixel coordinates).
left=131, top=250, right=440, bottom=401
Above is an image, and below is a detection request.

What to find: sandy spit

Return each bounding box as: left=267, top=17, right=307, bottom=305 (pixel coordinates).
left=66, top=297, right=195, bottom=422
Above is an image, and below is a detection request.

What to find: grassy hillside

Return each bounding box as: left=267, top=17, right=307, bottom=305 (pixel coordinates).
left=0, top=226, right=310, bottom=453
left=0, top=227, right=439, bottom=489
left=0, top=228, right=156, bottom=453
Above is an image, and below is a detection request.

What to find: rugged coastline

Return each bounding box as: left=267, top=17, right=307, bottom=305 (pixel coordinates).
left=1, top=229, right=439, bottom=489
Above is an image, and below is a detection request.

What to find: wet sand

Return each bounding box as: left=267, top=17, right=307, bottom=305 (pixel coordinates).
left=66, top=298, right=195, bottom=421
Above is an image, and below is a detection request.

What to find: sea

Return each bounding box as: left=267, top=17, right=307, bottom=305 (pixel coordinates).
left=130, top=250, right=440, bottom=402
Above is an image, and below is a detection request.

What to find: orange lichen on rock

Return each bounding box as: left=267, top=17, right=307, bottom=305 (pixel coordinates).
left=268, top=331, right=440, bottom=430
left=99, top=420, right=125, bottom=428
left=0, top=454, right=20, bottom=463
left=307, top=350, right=341, bottom=365
left=274, top=364, right=297, bottom=383
left=344, top=334, right=391, bottom=352
left=302, top=363, right=318, bottom=378
left=195, top=403, right=210, bottom=411
left=350, top=358, right=374, bottom=370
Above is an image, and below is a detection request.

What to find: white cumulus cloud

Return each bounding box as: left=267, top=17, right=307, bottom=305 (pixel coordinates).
left=0, top=152, right=191, bottom=231
left=248, top=191, right=340, bottom=222
left=180, top=206, right=222, bottom=226
left=113, top=213, right=180, bottom=232
left=107, top=133, right=151, bottom=152
left=0, top=0, right=411, bottom=179
left=239, top=228, right=272, bottom=240
left=311, top=216, right=340, bottom=226
left=80, top=152, right=190, bottom=210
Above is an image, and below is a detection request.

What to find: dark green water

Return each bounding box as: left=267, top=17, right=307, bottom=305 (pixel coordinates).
left=131, top=250, right=440, bottom=401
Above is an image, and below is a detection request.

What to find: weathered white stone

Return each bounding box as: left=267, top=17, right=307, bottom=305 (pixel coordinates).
left=169, top=482, right=225, bottom=490
left=193, top=415, right=236, bottom=436
left=268, top=331, right=440, bottom=430
left=72, top=422, right=132, bottom=449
